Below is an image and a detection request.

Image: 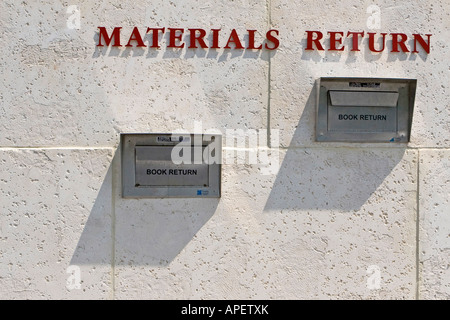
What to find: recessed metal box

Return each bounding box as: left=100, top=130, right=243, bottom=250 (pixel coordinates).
left=121, top=133, right=221, bottom=198
left=316, top=77, right=417, bottom=142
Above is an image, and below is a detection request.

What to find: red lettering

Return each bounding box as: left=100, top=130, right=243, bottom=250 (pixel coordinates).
left=328, top=31, right=344, bottom=51
left=305, top=31, right=324, bottom=50
left=247, top=30, right=263, bottom=50
left=168, top=28, right=185, bottom=48
left=368, top=32, right=387, bottom=52
left=391, top=33, right=409, bottom=52
left=146, top=27, right=165, bottom=48
left=97, top=27, right=122, bottom=47
left=412, top=34, right=431, bottom=53
left=224, top=29, right=244, bottom=49
left=265, top=29, right=280, bottom=50
left=211, top=29, right=221, bottom=49
left=347, top=31, right=364, bottom=51
left=188, top=28, right=208, bottom=49
left=125, top=27, right=146, bottom=47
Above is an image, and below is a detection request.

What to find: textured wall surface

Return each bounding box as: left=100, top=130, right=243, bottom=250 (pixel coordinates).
left=0, top=0, right=448, bottom=299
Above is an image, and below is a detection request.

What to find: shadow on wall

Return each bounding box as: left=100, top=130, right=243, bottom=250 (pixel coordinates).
left=71, top=149, right=219, bottom=267
left=264, top=81, right=408, bottom=212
